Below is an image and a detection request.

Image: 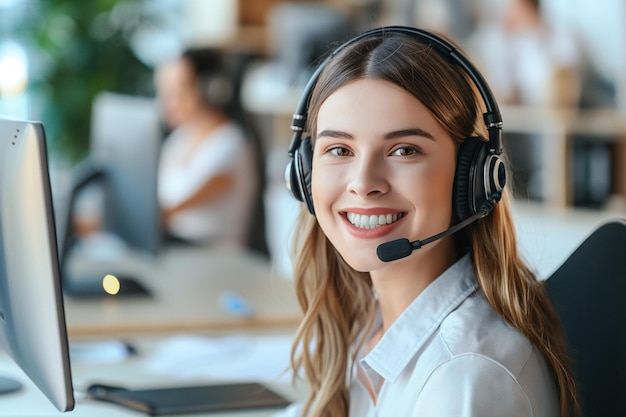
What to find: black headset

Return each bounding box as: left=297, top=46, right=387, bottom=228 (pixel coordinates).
left=182, top=48, right=234, bottom=110
left=198, top=73, right=233, bottom=109
left=285, top=26, right=506, bottom=222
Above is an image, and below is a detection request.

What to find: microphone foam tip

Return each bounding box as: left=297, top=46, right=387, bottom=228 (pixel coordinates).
left=376, top=239, right=412, bottom=262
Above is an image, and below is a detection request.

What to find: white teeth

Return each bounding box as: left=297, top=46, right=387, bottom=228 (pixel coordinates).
left=346, top=212, right=403, bottom=229
left=370, top=216, right=377, bottom=228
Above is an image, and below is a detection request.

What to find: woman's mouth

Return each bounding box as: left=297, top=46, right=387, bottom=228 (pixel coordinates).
left=345, top=212, right=406, bottom=229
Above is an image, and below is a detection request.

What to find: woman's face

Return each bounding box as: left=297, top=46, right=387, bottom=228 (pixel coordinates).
left=155, top=59, right=203, bottom=129
left=311, top=78, right=458, bottom=273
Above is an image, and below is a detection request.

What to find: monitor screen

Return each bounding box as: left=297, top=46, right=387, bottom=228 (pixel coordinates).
left=90, top=91, right=163, bottom=256
left=0, top=117, right=75, bottom=412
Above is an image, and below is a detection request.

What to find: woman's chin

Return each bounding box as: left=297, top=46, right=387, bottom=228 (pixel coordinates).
left=339, top=252, right=386, bottom=273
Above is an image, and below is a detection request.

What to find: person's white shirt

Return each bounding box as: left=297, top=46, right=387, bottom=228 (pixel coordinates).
left=468, top=21, right=581, bottom=107
left=158, top=122, right=257, bottom=246
left=274, top=254, right=559, bottom=416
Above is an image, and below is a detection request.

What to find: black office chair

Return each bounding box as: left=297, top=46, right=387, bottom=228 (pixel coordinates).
left=544, top=219, right=626, bottom=417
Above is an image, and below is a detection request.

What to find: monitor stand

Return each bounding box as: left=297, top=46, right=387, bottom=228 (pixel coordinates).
left=0, top=376, right=22, bottom=395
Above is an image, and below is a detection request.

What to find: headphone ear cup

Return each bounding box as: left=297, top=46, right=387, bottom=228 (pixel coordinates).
left=200, top=74, right=233, bottom=109
left=453, top=136, right=488, bottom=222
left=286, top=158, right=303, bottom=202
left=286, top=137, right=315, bottom=215
left=453, top=136, right=507, bottom=222
left=297, top=138, right=315, bottom=215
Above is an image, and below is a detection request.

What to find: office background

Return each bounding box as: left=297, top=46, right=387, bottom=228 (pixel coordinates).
left=0, top=0, right=625, bottom=415
left=1, top=0, right=624, bottom=203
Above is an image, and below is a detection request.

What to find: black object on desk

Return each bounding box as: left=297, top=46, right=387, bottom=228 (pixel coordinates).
left=63, top=273, right=151, bottom=298
left=59, top=159, right=153, bottom=299
left=86, top=382, right=291, bottom=415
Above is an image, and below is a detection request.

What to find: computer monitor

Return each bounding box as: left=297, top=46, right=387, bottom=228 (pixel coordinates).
left=0, top=117, right=75, bottom=411
left=90, top=91, right=163, bottom=256
left=60, top=92, right=163, bottom=297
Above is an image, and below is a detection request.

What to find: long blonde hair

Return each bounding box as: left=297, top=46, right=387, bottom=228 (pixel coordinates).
left=289, top=30, right=580, bottom=417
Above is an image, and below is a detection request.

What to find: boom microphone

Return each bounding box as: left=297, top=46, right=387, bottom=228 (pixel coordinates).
left=376, top=207, right=490, bottom=262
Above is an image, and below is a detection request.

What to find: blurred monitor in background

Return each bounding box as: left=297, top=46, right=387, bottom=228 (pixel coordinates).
left=90, top=92, right=163, bottom=255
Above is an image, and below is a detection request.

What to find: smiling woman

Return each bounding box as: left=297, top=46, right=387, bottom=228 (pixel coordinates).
left=279, top=26, right=581, bottom=417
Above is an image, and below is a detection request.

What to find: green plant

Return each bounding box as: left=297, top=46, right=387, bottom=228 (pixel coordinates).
left=19, top=0, right=155, bottom=162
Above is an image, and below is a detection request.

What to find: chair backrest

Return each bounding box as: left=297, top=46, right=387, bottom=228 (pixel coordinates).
left=545, top=219, right=626, bottom=417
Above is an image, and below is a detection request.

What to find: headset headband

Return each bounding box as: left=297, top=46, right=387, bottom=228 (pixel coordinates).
left=288, top=25, right=503, bottom=157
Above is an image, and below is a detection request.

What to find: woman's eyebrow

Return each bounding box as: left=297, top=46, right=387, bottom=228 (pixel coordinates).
left=316, top=128, right=436, bottom=141
left=317, top=129, right=353, bottom=139
left=384, top=128, right=436, bottom=141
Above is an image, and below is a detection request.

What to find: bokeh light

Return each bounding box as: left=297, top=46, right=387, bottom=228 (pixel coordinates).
left=0, top=41, right=28, bottom=97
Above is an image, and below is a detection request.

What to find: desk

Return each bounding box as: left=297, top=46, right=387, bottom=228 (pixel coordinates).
left=64, top=246, right=302, bottom=337
left=0, top=330, right=305, bottom=417
left=1, top=247, right=304, bottom=416
left=512, top=199, right=626, bottom=278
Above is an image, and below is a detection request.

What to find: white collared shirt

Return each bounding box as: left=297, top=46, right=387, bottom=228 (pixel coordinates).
left=275, top=255, right=559, bottom=417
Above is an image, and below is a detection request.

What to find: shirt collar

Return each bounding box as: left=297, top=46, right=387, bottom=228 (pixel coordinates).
left=361, top=254, right=477, bottom=382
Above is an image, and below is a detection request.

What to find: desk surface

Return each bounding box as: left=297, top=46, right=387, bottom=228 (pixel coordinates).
left=63, top=246, right=302, bottom=337
left=511, top=199, right=626, bottom=278
left=2, top=244, right=304, bottom=416
left=62, top=202, right=625, bottom=335
left=0, top=329, right=304, bottom=417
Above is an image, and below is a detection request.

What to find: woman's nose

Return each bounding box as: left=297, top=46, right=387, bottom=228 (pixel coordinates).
left=347, top=154, right=390, bottom=198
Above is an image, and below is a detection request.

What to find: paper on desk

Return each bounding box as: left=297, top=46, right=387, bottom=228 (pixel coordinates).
left=70, top=339, right=133, bottom=363
left=142, top=333, right=294, bottom=383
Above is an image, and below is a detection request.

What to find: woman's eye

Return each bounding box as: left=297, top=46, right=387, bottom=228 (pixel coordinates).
left=327, top=146, right=352, bottom=157
left=391, top=146, right=421, bottom=157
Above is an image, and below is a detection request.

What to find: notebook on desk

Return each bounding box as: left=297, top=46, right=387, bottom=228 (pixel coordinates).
left=86, top=382, right=291, bottom=416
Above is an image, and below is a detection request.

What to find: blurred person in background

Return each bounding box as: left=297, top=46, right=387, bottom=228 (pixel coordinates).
left=468, top=0, right=616, bottom=206
left=155, top=48, right=259, bottom=249
left=469, top=0, right=582, bottom=107
left=467, top=0, right=583, bottom=200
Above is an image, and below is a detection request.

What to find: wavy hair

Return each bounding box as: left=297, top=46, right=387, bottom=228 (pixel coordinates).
left=289, top=30, right=579, bottom=417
